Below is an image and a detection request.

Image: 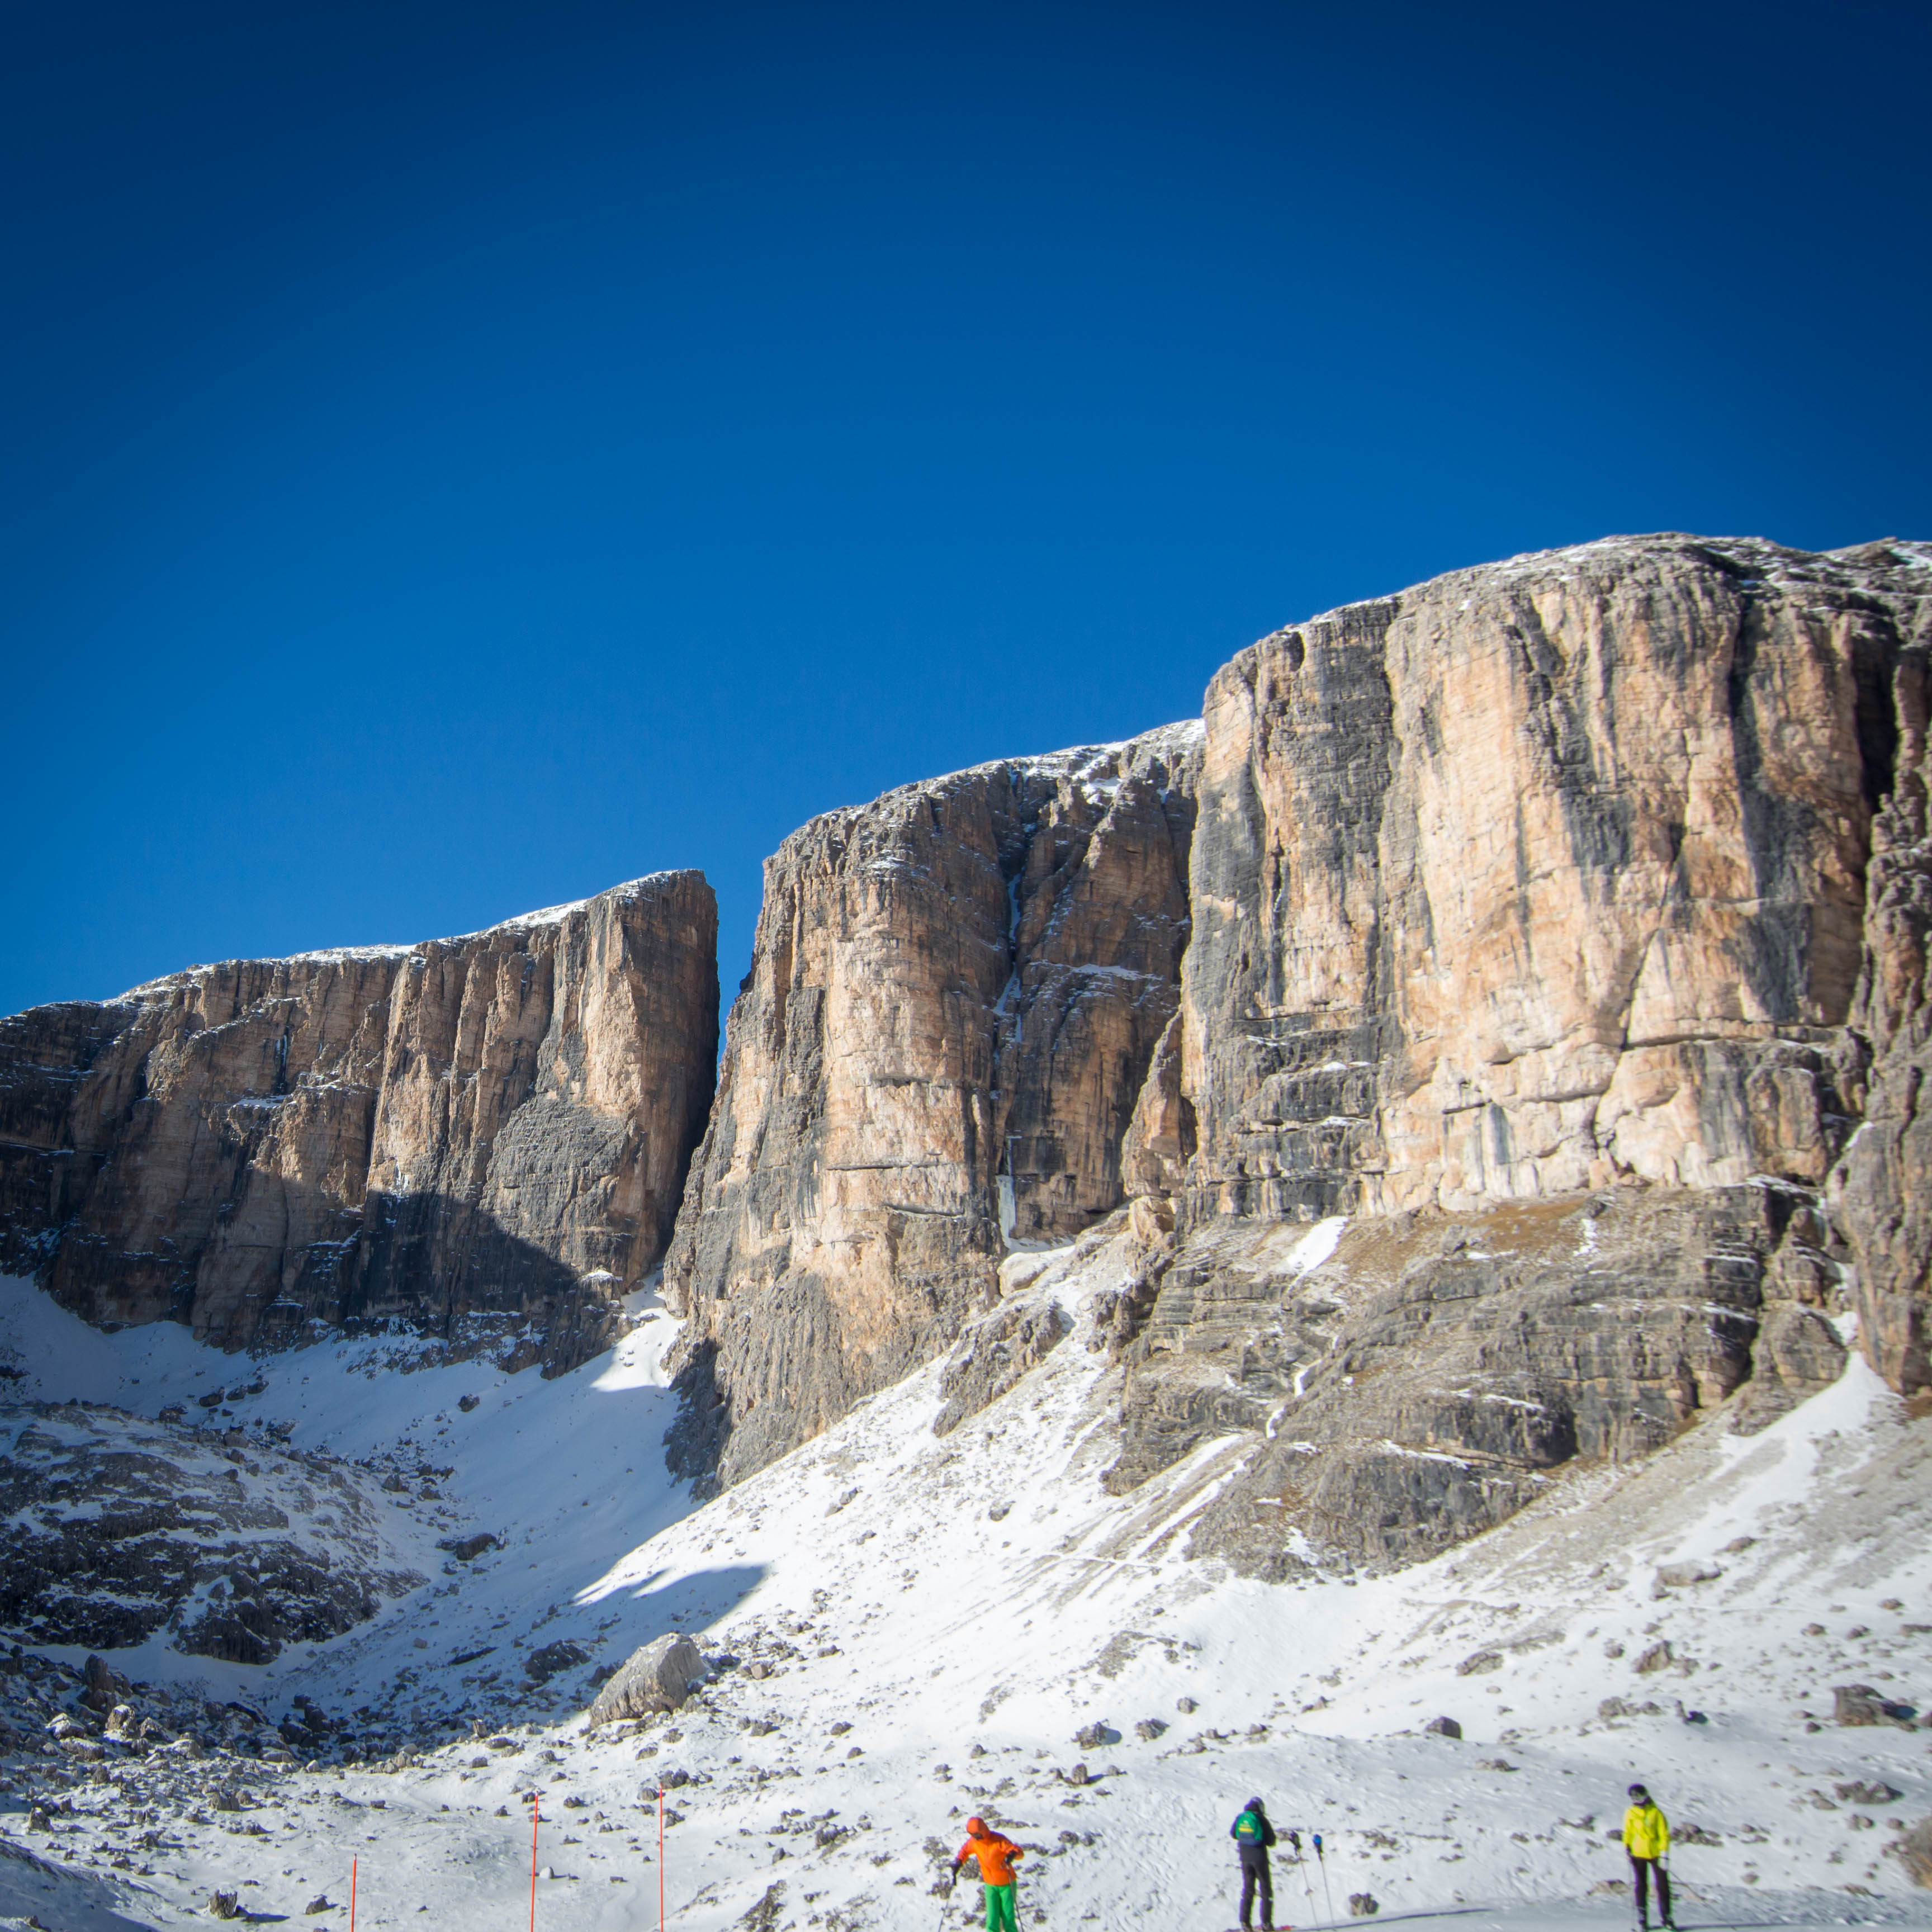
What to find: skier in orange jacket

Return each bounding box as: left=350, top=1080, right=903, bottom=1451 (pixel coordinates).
left=951, top=1817, right=1026, bottom=1932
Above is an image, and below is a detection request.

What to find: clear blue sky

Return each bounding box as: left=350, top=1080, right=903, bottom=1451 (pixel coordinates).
left=4, top=1, right=1927, bottom=1017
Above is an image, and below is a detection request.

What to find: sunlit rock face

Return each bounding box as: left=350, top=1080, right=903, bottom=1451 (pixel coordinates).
left=662, top=727, right=1201, bottom=1486
left=1179, top=535, right=1930, bottom=1223
left=1096, top=535, right=1932, bottom=1571
left=0, top=873, right=719, bottom=1374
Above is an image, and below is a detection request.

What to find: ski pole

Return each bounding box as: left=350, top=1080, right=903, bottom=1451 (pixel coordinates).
left=1313, top=1832, right=1336, bottom=1924
left=1290, top=1832, right=1316, bottom=1919
left=529, top=1792, right=538, bottom=1932
left=349, top=1855, right=357, bottom=1932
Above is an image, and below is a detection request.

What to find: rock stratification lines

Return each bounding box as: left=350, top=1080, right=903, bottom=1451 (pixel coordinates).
left=0, top=873, right=718, bottom=1374
left=662, top=727, right=1200, bottom=1486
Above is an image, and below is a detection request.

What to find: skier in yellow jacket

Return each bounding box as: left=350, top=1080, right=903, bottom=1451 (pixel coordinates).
left=1622, top=1783, right=1673, bottom=1929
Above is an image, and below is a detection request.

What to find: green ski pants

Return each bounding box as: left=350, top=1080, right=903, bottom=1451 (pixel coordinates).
left=982, top=1883, right=1017, bottom=1932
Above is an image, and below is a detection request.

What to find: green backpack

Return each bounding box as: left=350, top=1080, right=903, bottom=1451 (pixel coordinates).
left=1234, top=1810, right=1266, bottom=1845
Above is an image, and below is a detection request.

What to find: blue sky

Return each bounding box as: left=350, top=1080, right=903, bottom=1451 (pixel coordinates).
left=4, top=0, right=1927, bottom=1016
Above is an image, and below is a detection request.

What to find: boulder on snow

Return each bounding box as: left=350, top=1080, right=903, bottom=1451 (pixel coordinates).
left=82, top=1653, right=128, bottom=1712
left=1423, top=1716, right=1461, bottom=1739
left=1834, top=1683, right=1919, bottom=1727
left=1134, top=1718, right=1167, bottom=1741
left=439, top=1533, right=499, bottom=1562
left=1633, top=1641, right=1674, bottom=1674
left=1348, top=1894, right=1379, bottom=1917
left=1892, top=1817, right=1932, bottom=1888
left=1073, top=1722, right=1118, bottom=1750
left=524, top=1641, right=590, bottom=1683
left=1837, top=1780, right=1902, bottom=1804
left=588, top=1633, right=706, bottom=1727
left=1655, top=1560, right=1722, bottom=1588
left=1456, top=1650, right=1502, bottom=1676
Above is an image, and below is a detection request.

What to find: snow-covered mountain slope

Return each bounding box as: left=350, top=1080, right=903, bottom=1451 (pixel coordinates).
left=3, top=1223, right=1931, bottom=1932
left=0, top=1274, right=704, bottom=1724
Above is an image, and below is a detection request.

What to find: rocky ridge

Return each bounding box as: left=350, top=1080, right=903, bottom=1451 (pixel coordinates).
left=4, top=531, right=1931, bottom=1605
left=660, top=533, right=1932, bottom=1577
left=0, top=873, right=718, bottom=1375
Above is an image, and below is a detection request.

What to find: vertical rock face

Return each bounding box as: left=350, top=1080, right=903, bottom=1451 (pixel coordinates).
left=1833, top=641, right=1932, bottom=1395
left=1181, top=535, right=1930, bottom=1224
left=1100, top=535, right=1932, bottom=1573
left=662, top=727, right=1200, bottom=1485
left=0, top=874, right=718, bottom=1373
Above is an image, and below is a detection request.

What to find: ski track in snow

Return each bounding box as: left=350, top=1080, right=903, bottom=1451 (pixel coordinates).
left=2, top=1229, right=1930, bottom=1932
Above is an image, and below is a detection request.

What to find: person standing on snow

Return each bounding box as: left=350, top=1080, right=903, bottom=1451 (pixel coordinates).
left=951, top=1816, right=1026, bottom=1932
left=1622, top=1782, right=1673, bottom=1929
left=1230, top=1795, right=1280, bottom=1931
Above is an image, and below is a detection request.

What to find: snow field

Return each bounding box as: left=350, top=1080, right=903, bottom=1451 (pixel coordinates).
left=2, top=1223, right=1931, bottom=1931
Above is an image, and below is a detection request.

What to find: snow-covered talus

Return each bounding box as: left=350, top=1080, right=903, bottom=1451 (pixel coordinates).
left=3, top=1227, right=1928, bottom=1932
left=0, top=872, right=719, bottom=1375
left=663, top=726, right=1201, bottom=1488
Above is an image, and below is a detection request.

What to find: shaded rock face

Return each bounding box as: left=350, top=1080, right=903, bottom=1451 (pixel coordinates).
left=0, top=1401, right=425, bottom=1663
left=1110, top=1183, right=1845, bottom=1576
left=664, top=728, right=1200, bottom=1486
left=1832, top=646, right=1932, bottom=1396
left=0, top=874, right=718, bottom=1374
left=932, top=1294, right=1071, bottom=1438
left=1181, top=535, right=1930, bottom=1224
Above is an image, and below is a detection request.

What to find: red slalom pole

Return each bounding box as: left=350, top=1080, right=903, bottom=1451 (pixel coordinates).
left=530, top=1791, right=539, bottom=1932
left=657, top=1785, right=666, bottom=1932
left=349, top=1856, right=357, bottom=1932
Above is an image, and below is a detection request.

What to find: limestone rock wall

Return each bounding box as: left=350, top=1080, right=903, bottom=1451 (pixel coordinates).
left=1097, top=535, right=1932, bottom=1571
left=662, top=727, right=1200, bottom=1485
left=1181, top=535, right=1930, bottom=1224
left=0, top=874, right=718, bottom=1372
left=1832, top=639, right=1932, bottom=1396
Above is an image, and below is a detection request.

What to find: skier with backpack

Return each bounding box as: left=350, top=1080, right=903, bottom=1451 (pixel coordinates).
left=1622, top=1783, right=1674, bottom=1930
left=951, top=1816, right=1026, bottom=1932
left=1230, top=1796, right=1281, bottom=1931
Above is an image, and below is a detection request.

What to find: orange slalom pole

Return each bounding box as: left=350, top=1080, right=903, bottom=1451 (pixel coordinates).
left=349, top=1856, right=357, bottom=1932
left=658, top=1785, right=666, bottom=1932
left=531, top=1791, right=540, bottom=1932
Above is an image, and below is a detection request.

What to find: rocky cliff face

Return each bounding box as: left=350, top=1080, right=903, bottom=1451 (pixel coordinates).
left=1102, top=534, right=1932, bottom=1572
left=662, top=728, right=1200, bottom=1486
left=0, top=874, right=718, bottom=1374
left=1180, top=534, right=1928, bottom=1224
left=1833, top=638, right=1932, bottom=1397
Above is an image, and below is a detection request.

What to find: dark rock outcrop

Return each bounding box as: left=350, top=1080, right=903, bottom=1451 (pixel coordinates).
left=0, top=1401, right=424, bottom=1662
left=664, top=728, right=1200, bottom=1485
left=1129, top=1185, right=1838, bottom=1576
left=932, top=1294, right=1071, bottom=1437
left=1832, top=633, right=1932, bottom=1396
left=0, top=874, right=718, bottom=1374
